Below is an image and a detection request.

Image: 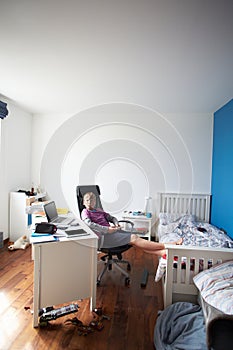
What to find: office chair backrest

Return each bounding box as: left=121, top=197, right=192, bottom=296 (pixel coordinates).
left=76, top=185, right=103, bottom=216
left=77, top=185, right=132, bottom=286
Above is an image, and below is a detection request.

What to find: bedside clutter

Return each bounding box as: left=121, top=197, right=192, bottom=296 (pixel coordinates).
left=122, top=211, right=154, bottom=241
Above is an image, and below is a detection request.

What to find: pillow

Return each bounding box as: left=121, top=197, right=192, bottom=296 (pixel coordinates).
left=159, top=213, right=196, bottom=226
left=159, top=213, right=181, bottom=225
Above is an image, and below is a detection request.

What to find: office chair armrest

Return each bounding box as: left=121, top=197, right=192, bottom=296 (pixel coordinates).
left=118, top=220, right=134, bottom=228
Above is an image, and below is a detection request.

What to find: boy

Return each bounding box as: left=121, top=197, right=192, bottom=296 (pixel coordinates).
left=82, top=192, right=182, bottom=256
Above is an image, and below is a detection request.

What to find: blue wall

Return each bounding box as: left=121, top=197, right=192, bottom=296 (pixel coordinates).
left=211, top=99, right=233, bottom=238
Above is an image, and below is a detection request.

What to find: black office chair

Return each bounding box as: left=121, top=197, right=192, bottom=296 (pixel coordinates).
left=76, top=185, right=133, bottom=286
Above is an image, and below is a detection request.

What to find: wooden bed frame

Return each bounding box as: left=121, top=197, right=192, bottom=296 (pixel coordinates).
left=163, top=244, right=233, bottom=308
left=159, top=192, right=211, bottom=222
left=158, top=192, right=233, bottom=308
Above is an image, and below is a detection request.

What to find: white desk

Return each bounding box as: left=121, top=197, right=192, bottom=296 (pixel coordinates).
left=32, top=221, right=98, bottom=327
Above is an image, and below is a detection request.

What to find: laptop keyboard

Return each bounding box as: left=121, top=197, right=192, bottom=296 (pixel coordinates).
left=53, top=217, right=76, bottom=225
left=55, top=217, right=66, bottom=223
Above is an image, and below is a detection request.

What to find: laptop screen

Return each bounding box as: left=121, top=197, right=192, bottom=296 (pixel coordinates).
left=44, top=201, right=58, bottom=222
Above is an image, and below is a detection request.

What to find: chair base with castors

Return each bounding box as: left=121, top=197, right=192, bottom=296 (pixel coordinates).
left=97, top=245, right=132, bottom=286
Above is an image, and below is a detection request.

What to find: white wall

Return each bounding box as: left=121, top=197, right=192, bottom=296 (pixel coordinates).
left=31, top=103, right=213, bottom=222
left=0, top=100, right=213, bottom=240
left=0, top=99, right=32, bottom=239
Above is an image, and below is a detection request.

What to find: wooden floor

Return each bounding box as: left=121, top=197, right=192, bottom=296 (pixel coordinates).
left=0, top=242, right=163, bottom=350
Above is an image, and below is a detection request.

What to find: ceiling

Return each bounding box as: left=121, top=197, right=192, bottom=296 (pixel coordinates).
left=0, top=0, right=233, bottom=115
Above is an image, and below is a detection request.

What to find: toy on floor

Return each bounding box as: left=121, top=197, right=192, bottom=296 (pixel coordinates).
left=8, top=235, right=29, bottom=250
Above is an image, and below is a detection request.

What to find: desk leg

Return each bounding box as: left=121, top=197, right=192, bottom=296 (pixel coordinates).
left=33, top=245, right=40, bottom=327
left=90, top=243, right=97, bottom=310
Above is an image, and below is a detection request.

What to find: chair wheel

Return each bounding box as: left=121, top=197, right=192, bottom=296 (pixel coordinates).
left=125, top=277, right=130, bottom=286
left=127, top=263, right=131, bottom=271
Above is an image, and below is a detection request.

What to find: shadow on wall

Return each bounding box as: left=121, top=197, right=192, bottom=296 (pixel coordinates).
left=40, top=103, right=194, bottom=216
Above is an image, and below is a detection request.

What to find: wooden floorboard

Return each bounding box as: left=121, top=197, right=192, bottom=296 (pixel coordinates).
left=0, top=242, right=163, bottom=350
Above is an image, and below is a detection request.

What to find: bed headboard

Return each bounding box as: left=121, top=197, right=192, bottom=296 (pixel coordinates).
left=158, top=192, right=211, bottom=222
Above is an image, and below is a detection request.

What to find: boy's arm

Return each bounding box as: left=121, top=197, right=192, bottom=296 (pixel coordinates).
left=106, top=213, right=119, bottom=226
left=82, top=217, right=109, bottom=234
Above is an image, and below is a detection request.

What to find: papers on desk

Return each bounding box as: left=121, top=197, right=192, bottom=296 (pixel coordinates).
left=30, top=216, right=91, bottom=244
left=53, top=230, right=66, bottom=237
left=26, top=202, right=45, bottom=214
left=30, top=229, right=90, bottom=243
left=30, top=233, right=57, bottom=243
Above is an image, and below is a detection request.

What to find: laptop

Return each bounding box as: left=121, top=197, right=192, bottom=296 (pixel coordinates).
left=43, top=201, right=77, bottom=226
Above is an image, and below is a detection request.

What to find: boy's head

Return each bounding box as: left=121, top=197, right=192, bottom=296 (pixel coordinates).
left=83, top=192, right=96, bottom=210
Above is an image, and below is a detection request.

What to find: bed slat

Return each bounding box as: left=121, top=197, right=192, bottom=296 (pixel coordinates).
left=159, top=192, right=211, bottom=222
left=163, top=245, right=233, bottom=308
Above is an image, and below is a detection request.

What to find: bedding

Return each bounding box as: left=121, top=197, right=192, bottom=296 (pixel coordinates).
left=155, top=214, right=233, bottom=282
left=158, top=213, right=233, bottom=248
left=193, top=261, right=233, bottom=315
left=154, top=302, right=208, bottom=350
left=194, top=261, right=233, bottom=349
left=154, top=262, right=233, bottom=350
